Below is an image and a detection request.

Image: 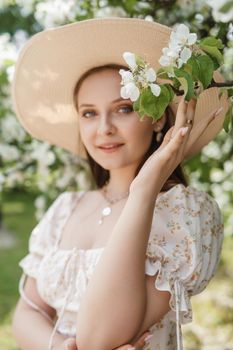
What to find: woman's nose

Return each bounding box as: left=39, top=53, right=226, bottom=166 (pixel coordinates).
left=97, top=114, right=116, bottom=135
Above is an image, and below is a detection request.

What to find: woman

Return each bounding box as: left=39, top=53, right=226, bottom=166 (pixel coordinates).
left=11, top=18, right=228, bottom=350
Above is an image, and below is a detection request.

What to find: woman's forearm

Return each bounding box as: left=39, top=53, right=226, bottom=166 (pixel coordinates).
left=76, top=189, right=158, bottom=350
left=12, top=300, right=65, bottom=350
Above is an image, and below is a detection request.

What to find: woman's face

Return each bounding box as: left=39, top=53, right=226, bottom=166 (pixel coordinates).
left=76, top=68, right=155, bottom=171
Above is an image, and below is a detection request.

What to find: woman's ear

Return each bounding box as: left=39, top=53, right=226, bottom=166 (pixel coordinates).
left=153, top=112, right=167, bottom=132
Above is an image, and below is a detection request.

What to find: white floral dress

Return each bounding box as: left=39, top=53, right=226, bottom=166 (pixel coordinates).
left=18, top=184, right=224, bottom=350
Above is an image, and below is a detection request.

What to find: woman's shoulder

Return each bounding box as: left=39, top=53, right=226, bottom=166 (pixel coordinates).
left=155, top=183, right=221, bottom=220
left=158, top=183, right=219, bottom=205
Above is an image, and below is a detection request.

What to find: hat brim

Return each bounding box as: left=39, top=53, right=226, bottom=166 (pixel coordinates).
left=12, top=17, right=230, bottom=159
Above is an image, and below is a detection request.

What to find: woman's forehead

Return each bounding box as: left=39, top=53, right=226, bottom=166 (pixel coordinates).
left=77, top=69, right=124, bottom=106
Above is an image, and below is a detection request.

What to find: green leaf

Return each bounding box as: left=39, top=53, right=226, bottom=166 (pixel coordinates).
left=140, top=89, right=158, bottom=120
left=199, top=36, right=224, bottom=49
left=156, top=85, right=174, bottom=118
left=133, top=97, right=140, bottom=111
left=195, top=55, right=214, bottom=89
left=219, top=0, right=233, bottom=13
left=133, top=94, right=146, bottom=120
left=223, top=106, right=233, bottom=133
left=174, top=68, right=195, bottom=101
left=185, top=56, right=200, bottom=81
left=157, top=66, right=174, bottom=79
left=135, top=54, right=145, bottom=67
left=199, top=43, right=223, bottom=65
left=164, top=84, right=175, bottom=102
left=205, top=53, right=220, bottom=70
left=139, top=85, right=171, bottom=122
left=227, top=89, right=233, bottom=98
left=156, top=68, right=172, bottom=80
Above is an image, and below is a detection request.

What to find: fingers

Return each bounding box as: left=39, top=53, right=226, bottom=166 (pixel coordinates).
left=171, top=97, right=196, bottom=139
left=164, top=126, right=189, bottom=157
left=171, top=96, right=188, bottom=138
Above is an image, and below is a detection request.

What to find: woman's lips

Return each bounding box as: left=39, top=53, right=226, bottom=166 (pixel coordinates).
left=98, top=144, right=124, bottom=153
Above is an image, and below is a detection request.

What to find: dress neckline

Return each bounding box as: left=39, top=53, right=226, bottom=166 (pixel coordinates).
left=55, top=183, right=186, bottom=254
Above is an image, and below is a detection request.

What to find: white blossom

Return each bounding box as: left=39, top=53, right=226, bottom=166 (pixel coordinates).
left=0, top=173, right=5, bottom=191
left=55, top=166, right=73, bottom=188
left=206, top=0, right=233, bottom=22
left=179, top=47, right=192, bottom=66
left=119, top=69, right=134, bottom=85
left=15, top=0, right=36, bottom=16
left=227, top=23, right=233, bottom=41
left=0, top=0, right=9, bottom=9
left=30, top=142, right=55, bottom=167
left=95, top=6, right=127, bottom=18
left=13, top=30, right=29, bottom=51
left=0, top=144, right=20, bottom=161
left=149, top=83, right=161, bottom=97
left=159, top=24, right=196, bottom=69
left=35, top=0, right=83, bottom=29
left=145, top=15, right=154, bottom=22
left=0, top=33, right=18, bottom=70
left=75, top=170, right=91, bottom=191
left=5, top=170, right=24, bottom=187
left=1, top=114, right=26, bottom=143
left=120, top=82, right=140, bottom=102
left=145, top=67, right=157, bottom=82
left=120, top=52, right=162, bottom=101
left=223, top=47, right=233, bottom=79
left=171, top=24, right=197, bottom=47
left=195, top=13, right=204, bottom=23
left=34, top=195, right=47, bottom=220
left=123, top=52, right=137, bottom=71
left=159, top=46, right=179, bottom=67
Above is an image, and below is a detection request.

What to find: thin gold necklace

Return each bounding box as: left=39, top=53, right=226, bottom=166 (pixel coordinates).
left=98, top=180, right=129, bottom=225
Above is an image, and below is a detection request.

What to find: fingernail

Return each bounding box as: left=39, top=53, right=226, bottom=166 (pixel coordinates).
left=145, top=334, right=154, bottom=343
left=180, top=126, right=188, bottom=136
left=127, top=347, right=136, bottom=350
left=214, top=107, right=223, bottom=117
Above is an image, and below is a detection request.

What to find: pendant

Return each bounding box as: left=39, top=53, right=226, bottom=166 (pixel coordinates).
left=102, top=206, right=111, bottom=216
left=98, top=206, right=112, bottom=225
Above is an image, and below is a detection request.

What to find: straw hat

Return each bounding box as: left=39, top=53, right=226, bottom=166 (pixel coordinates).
left=11, top=17, right=229, bottom=159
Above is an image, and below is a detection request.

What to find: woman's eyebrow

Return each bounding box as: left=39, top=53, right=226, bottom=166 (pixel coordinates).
left=79, top=98, right=127, bottom=108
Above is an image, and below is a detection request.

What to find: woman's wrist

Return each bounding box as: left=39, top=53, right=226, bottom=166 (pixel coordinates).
left=129, top=185, right=159, bottom=207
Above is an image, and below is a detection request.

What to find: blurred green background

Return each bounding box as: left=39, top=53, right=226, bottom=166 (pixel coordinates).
left=0, top=1, right=233, bottom=349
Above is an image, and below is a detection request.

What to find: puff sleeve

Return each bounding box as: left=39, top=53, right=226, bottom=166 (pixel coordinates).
left=19, top=191, right=71, bottom=279
left=145, top=184, right=224, bottom=328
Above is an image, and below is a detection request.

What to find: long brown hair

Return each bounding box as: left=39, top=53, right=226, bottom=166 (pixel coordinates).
left=73, top=64, right=188, bottom=191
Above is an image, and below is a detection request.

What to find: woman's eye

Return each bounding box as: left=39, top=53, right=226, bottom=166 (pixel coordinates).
left=81, top=110, right=95, bottom=118
left=118, top=105, right=133, bottom=114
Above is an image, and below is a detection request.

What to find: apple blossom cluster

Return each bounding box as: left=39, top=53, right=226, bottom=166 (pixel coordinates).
left=119, top=52, right=161, bottom=101
left=159, top=24, right=197, bottom=70
left=119, top=23, right=233, bottom=124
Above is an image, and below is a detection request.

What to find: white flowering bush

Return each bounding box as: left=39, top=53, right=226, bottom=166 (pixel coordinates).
left=0, top=25, right=92, bottom=220
left=120, top=24, right=233, bottom=125
left=206, top=0, right=233, bottom=23
left=0, top=1, right=233, bottom=348
left=0, top=0, right=232, bottom=233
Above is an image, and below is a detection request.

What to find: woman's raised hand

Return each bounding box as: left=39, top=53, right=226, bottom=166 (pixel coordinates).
left=129, top=97, right=221, bottom=196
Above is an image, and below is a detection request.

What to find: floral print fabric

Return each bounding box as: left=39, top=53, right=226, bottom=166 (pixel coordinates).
left=19, top=184, right=224, bottom=350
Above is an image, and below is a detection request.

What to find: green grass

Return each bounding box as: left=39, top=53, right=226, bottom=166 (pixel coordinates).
left=0, top=190, right=233, bottom=349
left=0, top=190, right=37, bottom=350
